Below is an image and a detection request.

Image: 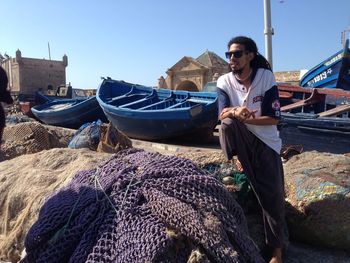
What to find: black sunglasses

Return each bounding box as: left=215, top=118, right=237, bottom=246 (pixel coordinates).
left=225, top=50, right=247, bottom=59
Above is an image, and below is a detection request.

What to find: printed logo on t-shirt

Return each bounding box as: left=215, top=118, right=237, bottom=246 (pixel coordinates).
left=252, top=95, right=264, bottom=103
left=272, top=100, right=280, bottom=110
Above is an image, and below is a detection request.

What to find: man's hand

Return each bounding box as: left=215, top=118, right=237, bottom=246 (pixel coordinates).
left=220, top=106, right=257, bottom=122
left=219, top=107, right=235, bottom=120
left=234, top=106, right=257, bottom=122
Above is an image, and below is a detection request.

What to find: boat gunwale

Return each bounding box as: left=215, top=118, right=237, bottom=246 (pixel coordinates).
left=282, top=111, right=350, bottom=121
left=97, top=80, right=217, bottom=114
left=278, top=84, right=350, bottom=98
left=295, top=125, right=350, bottom=135
left=31, top=96, right=99, bottom=118
left=99, top=98, right=217, bottom=116
left=38, top=105, right=104, bottom=125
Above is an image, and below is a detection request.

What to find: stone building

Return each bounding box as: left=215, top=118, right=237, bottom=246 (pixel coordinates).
left=158, top=50, right=229, bottom=91
left=0, top=49, right=68, bottom=95
left=274, top=70, right=301, bottom=85
left=159, top=50, right=304, bottom=90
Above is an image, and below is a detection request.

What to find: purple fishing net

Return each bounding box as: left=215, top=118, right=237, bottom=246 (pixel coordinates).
left=22, top=148, right=263, bottom=263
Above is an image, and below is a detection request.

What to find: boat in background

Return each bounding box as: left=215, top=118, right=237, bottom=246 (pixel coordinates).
left=279, top=36, right=350, bottom=154
left=278, top=84, right=350, bottom=154
left=17, top=85, right=94, bottom=117
left=203, top=81, right=217, bottom=93
left=31, top=96, right=107, bottom=129
left=300, top=39, right=350, bottom=91
left=96, top=78, right=218, bottom=140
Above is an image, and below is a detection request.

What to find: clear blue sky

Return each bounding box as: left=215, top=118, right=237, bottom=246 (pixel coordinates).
left=1, top=0, right=349, bottom=89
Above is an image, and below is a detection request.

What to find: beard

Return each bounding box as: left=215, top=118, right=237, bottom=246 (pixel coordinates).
left=229, top=63, right=243, bottom=75
left=231, top=67, right=243, bottom=75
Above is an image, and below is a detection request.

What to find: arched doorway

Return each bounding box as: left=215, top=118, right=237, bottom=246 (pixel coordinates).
left=176, top=80, right=199, bottom=91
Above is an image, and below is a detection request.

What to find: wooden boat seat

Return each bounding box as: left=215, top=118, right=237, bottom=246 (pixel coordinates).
left=281, top=89, right=325, bottom=112
left=167, top=101, right=189, bottom=109
left=279, top=91, right=294, bottom=99
left=106, top=86, right=139, bottom=103
left=187, top=98, right=209, bottom=104
left=107, top=95, right=126, bottom=103
left=138, top=98, right=175, bottom=110
left=318, top=104, right=350, bottom=117
left=119, top=97, right=159, bottom=109
left=166, top=99, right=201, bottom=109
left=107, top=94, right=146, bottom=107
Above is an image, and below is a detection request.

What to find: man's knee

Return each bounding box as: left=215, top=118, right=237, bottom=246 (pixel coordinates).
left=220, top=118, right=241, bottom=133
left=221, top=118, right=233, bottom=127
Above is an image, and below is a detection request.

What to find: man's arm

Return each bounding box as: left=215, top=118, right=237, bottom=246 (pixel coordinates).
left=244, top=115, right=279, bottom=125
left=217, top=88, right=231, bottom=119
left=254, top=85, right=281, bottom=125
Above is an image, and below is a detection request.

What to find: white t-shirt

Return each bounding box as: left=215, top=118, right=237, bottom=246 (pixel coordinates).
left=217, top=68, right=282, bottom=154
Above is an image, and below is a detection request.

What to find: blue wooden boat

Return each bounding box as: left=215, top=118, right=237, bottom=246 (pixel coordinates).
left=96, top=78, right=218, bottom=140
left=300, top=39, right=350, bottom=91
left=31, top=96, right=107, bottom=129
left=18, top=87, right=90, bottom=117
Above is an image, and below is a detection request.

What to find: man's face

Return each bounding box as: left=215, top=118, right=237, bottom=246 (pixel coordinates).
left=226, top=43, right=252, bottom=74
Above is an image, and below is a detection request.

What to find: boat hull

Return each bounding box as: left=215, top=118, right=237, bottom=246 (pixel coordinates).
left=97, top=79, right=218, bottom=140
left=300, top=39, right=350, bottom=91
left=102, top=105, right=218, bottom=140
left=279, top=123, right=350, bottom=154
left=281, top=112, right=350, bottom=132
left=31, top=96, right=107, bottom=129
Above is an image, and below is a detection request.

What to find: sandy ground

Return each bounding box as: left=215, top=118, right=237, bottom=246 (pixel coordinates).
left=0, top=117, right=349, bottom=262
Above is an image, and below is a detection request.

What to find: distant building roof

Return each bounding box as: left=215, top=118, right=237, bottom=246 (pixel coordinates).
left=196, top=50, right=228, bottom=68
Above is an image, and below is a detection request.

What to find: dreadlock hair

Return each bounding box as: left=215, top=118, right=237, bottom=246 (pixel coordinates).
left=227, top=36, right=272, bottom=71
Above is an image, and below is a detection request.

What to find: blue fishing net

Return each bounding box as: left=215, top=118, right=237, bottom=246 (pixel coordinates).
left=68, top=120, right=103, bottom=150
left=22, top=148, right=263, bottom=263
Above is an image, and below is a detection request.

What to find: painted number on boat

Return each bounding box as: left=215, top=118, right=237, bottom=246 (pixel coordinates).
left=307, top=69, right=332, bottom=87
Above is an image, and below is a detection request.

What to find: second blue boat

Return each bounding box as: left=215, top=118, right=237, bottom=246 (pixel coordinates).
left=96, top=78, right=218, bottom=140
left=31, top=96, right=107, bottom=129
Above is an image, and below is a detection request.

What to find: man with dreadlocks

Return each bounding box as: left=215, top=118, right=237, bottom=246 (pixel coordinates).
left=217, top=36, right=286, bottom=263
left=0, top=66, right=13, bottom=148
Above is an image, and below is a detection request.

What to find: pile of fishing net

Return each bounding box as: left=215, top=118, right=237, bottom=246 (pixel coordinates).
left=284, top=151, right=350, bottom=250
left=0, top=148, right=112, bottom=263
left=22, top=148, right=263, bottom=262
left=177, top=151, right=264, bottom=248
left=1, top=122, right=75, bottom=161
left=177, top=151, right=254, bottom=208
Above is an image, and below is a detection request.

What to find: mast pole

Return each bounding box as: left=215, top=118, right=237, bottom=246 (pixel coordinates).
left=48, top=42, right=51, bottom=60
left=263, top=0, right=274, bottom=69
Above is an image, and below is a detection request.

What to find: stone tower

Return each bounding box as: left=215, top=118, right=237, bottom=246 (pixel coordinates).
left=0, top=50, right=68, bottom=95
